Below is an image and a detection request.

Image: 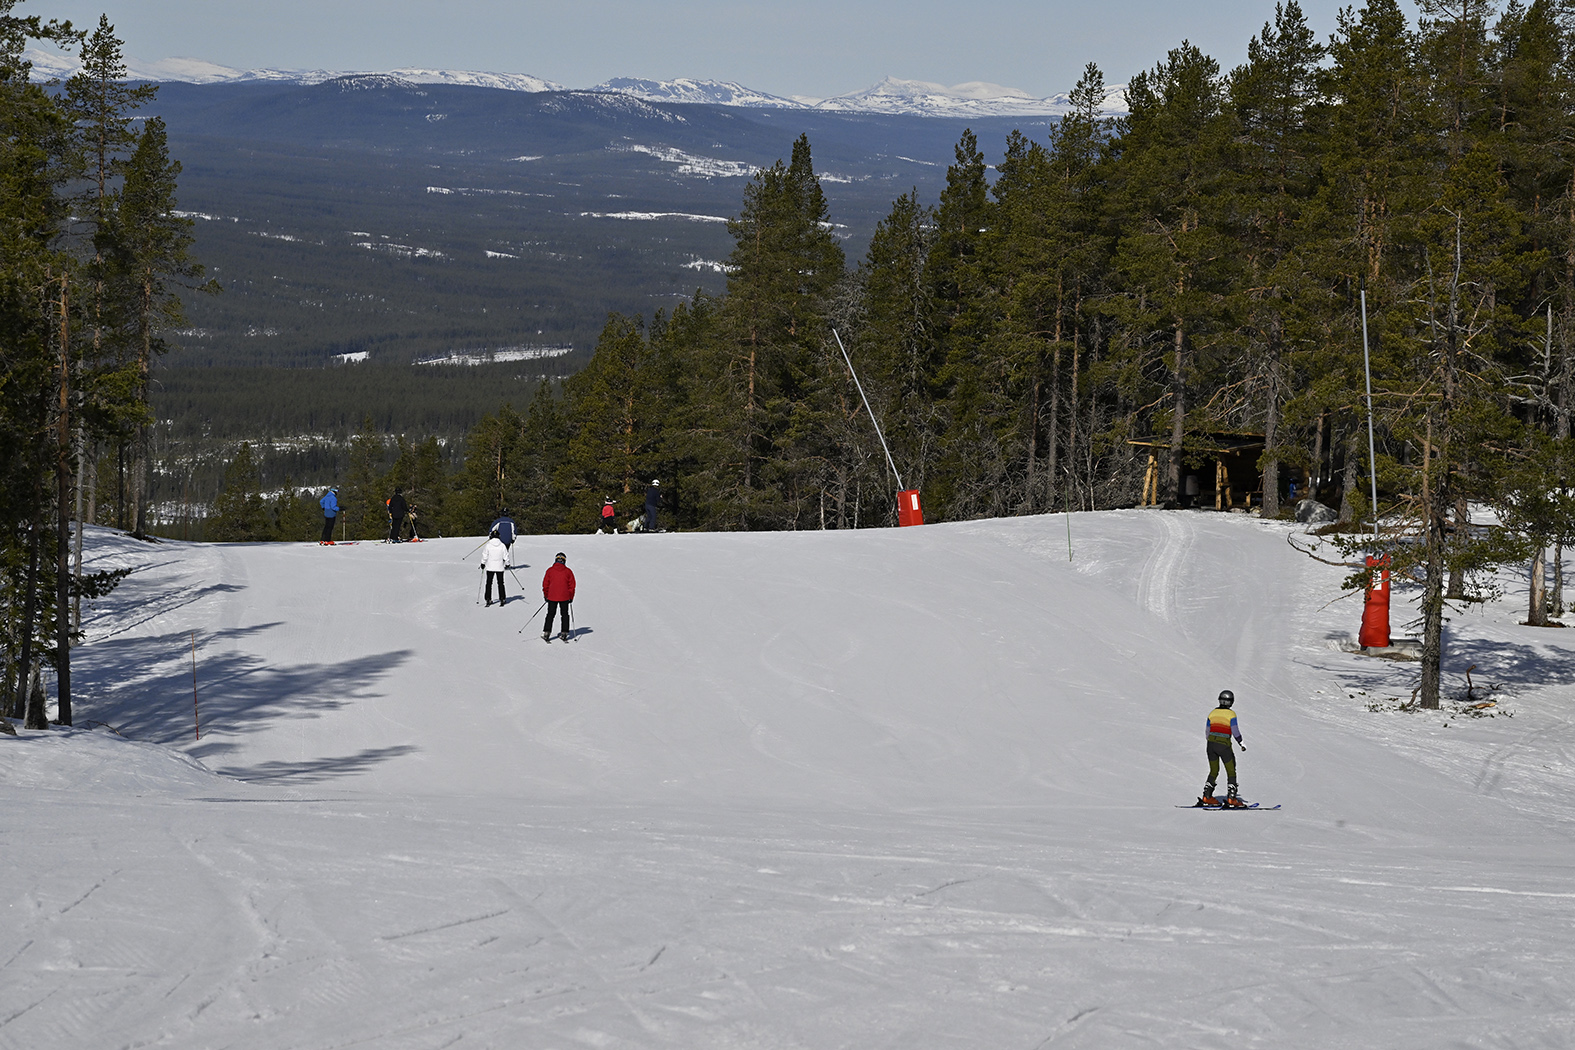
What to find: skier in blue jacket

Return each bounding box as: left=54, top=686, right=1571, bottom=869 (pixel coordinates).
left=489, top=510, right=516, bottom=550
left=319, top=487, right=340, bottom=544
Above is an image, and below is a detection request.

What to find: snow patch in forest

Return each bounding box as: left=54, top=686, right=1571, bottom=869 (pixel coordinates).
left=613, top=143, right=757, bottom=178
left=426, top=185, right=526, bottom=196
left=413, top=345, right=574, bottom=366
left=578, top=210, right=729, bottom=223
left=353, top=241, right=448, bottom=259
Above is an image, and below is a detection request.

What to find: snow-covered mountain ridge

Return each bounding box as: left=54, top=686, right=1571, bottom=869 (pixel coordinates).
left=24, top=48, right=1126, bottom=117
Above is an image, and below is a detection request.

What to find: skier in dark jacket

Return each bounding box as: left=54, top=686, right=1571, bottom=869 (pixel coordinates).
left=319, top=487, right=340, bottom=544
left=644, top=480, right=661, bottom=532
left=541, top=552, right=576, bottom=641
left=489, top=510, right=517, bottom=549
left=1202, top=689, right=1246, bottom=807
left=386, top=488, right=408, bottom=543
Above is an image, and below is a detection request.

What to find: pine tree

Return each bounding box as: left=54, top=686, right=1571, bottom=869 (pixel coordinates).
left=102, top=117, right=214, bottom=537
left=1228, top=2, right=1326, bottom=517
left=718, top=134, right=845, bottom=527
left=341, top=416, right=387, bottom=539
left=1, top=3, right=82, bottom=727
left=1106, top=42, right=1236, bottom=502
left=559, top=313, right=677, bottom=528
left=208, top=442, right=273, bottom=541
left=854, top=190, right=938, bottom=508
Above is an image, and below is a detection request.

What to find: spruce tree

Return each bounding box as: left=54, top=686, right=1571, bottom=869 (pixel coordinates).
left=1228, top=2, right=1326, bottom=517
left=560, top=313, right=676, bottom=526
left=718, top=134, right=845, bottom=527
left=103, top=117, right=213, bottom=537
left=1106, top=42, right=1236, bottom=502
left=208, top=443, right=273, bottom=541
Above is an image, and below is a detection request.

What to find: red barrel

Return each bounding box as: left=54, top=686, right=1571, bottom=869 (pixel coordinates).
left=1358, top=554, right=1391, bottom=648
left=897, top=489, right=924, bottom=527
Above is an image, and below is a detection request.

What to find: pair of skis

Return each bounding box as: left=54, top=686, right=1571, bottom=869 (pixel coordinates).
left=1179, top=797, right=1280, bottom=810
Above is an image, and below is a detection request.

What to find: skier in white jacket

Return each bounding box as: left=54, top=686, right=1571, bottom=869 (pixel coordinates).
left=481, top=536, right=510, bottom=607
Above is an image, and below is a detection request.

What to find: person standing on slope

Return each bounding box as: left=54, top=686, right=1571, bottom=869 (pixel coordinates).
left=1202, top=690, right=1246, bottom=807
left=481, top=534, right=510, bottom=607
left=541, top=552, right=576, bottom=641
left=644, top=479, right=661, bottom=533
left=600, top=497, right=617, bottom=533
left=489, top=509, right=517, bottom=551
left=386, top=488, right=408, bottom=543
left=319, top=486, right=340, bottom=544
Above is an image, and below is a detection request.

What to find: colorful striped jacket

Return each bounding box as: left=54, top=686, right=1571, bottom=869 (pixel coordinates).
left=1206, top=706, right=1242, bottom=746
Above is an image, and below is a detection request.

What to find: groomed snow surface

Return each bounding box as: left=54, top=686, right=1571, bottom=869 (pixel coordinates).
left=5, top=511, right=1574, bottom=1049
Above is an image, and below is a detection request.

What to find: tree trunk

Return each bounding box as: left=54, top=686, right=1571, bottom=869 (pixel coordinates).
left=1045, top=345, right=1060, bottom=513
left=20, top=523, right=47, bottom=729
left=1024, top=374, right=1041, bottom=514
left=55, top=275, right=73, bottom=725
left=1553, top=541, right=1565, bottom=617
left=1418, top=501, right=1447, bottom=710
left=1311, top=410, right=1327, bottom=501
left=1529, top=545, right=1548, bottom=627
left=1338, top=437, right=1358, bottom=523
left=1168, top=321, right=1185, bottom=501
left=1446, top=495, right=1469, bottom=599
left=1261, top=348, right=1281, bottom=518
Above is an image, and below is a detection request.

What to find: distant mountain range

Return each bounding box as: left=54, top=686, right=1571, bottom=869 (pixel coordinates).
left=24, top=49, right=1127, bottom=118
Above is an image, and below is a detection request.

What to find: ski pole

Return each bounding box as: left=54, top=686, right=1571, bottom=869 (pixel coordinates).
left=516, top=601, right=547, bottom=634
left=461, top=538, right=488, bottom=560
left=477, top=566, right=485, bottom=604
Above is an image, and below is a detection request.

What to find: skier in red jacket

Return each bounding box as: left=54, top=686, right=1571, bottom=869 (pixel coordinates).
left=541, top=552, right=576, bottom=641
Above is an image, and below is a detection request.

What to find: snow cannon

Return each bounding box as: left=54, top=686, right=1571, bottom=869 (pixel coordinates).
left=1358, top=554, right=1391, bottom=649
left=897, top=489, right=924, bottom=527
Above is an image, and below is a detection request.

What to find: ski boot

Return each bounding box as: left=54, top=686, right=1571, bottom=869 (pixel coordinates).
left=1198, top=782, right=1219, bottom=807
left=1224, top=784, right=1247, bottom=808
left=558, top=630, right=570, bottom=642
left=541, top=631, right=551, bottom=642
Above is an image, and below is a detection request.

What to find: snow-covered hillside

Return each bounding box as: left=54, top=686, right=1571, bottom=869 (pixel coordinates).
left=4, top=511, right=1573, bottom=1048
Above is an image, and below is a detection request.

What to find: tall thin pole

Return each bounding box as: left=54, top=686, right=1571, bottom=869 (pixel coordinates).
left=1361, top=290, right=1380, bottom=538
left=832, top=329, right=904, bottom=490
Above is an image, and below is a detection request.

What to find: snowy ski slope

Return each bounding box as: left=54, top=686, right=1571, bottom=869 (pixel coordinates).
left=3, top=510, right=1573, bottom=1048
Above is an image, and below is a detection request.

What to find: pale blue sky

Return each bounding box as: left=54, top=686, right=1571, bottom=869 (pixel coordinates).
left=22, top=0, right=1417, bottom=99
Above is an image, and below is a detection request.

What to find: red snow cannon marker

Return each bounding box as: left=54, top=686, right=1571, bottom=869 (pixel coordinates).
left=1358, top=554, right=1391, bottom=649
left=897, top=489, right=924, bottom=527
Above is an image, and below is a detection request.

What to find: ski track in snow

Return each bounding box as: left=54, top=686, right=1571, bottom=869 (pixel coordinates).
left=4, top=516, right=1575, bottom=1048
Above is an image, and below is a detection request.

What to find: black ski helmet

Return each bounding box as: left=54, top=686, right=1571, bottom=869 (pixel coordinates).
left=1218, top=689, right=1235, bottom=708
left=554, top=552, right=566, bottom=563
